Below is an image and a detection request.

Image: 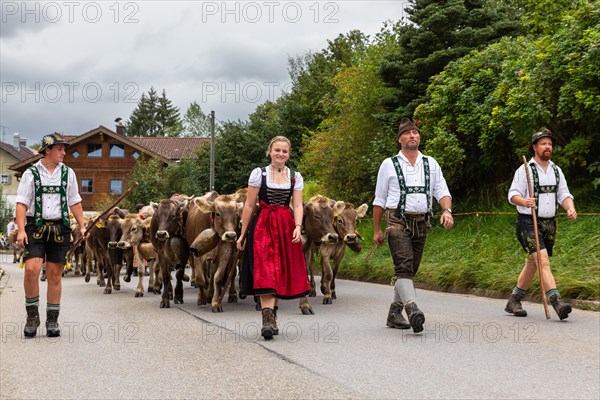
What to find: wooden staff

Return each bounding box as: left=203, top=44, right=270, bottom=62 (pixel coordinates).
left=522, top=156, right=551, bottom=319
left=66, top=181, right=139, bottom=259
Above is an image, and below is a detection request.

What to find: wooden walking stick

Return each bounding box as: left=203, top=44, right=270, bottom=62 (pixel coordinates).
left=522, top=156, right=551, bottom=319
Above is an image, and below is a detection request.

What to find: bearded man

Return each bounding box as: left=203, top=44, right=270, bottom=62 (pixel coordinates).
left=505, top=129, right=577, bottom=320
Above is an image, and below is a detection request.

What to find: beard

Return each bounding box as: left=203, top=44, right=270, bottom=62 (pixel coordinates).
left=539, top=150, right=552, bottom=161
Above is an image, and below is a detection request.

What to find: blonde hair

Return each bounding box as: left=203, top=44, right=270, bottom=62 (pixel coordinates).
left=266, top=136, right=292, bottom=157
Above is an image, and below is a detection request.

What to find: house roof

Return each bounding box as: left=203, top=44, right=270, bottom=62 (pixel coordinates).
left=8, top=126, right=208, bottom=172
left=129, top=137, right=209, bottom=160
left=0, top=141, right=36, bottom=161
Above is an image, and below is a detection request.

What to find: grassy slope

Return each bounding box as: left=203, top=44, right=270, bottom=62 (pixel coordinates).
left=338, top=214, right=600, bottom=300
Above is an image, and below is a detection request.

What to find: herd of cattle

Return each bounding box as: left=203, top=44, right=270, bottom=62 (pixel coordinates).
left=9, top=191, right=368, bottom=314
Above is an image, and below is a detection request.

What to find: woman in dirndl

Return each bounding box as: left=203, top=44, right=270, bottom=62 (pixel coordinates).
left=237, top=136, right=311, bottom=340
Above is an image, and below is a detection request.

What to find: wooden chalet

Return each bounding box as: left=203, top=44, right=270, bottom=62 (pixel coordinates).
left=8, top=125, right=209, bottom=211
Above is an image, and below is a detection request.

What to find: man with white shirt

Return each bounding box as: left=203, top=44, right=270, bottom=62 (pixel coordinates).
left=373, top=118, right=454, bottom=333
left=16, top=133, right=87, bottom=338
left=505, top=129, right=576, bottom=320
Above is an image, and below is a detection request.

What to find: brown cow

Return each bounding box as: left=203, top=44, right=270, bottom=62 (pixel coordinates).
left=325, top=201, right=368, bottom=301
left=8, top=229, right=24, bottom=264
left=302, top=195, right=340, bottom=299
left=67, top=219, right=87, bottom=276
left=84, top=217, right=110, bottom=290
left=118, top=214, right=158, bottom=297
left=191, top=194, right=242, bottom=312
left=150, top=198, right=190, bottom=308
left=185, top=196, right=213, bottom=305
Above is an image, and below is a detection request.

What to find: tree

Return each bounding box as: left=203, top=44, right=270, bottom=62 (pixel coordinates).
left=182, top=101, right=211, bottom=138
left=123, top=158, right=168, bottom=210
left=379, top=0, right=523, bottom=131
left=415, top=0, right=600, bottom=205
left=300, top=24, right=401, bottom=204
left=126, top=87, right=182, bottom=137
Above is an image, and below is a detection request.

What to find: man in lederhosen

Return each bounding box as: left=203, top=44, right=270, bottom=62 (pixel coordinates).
left=373, top=118, right=454, bottom=333
left=16, top=133, right=86, bottom=338
left=505, top=129, right=576, bottom=320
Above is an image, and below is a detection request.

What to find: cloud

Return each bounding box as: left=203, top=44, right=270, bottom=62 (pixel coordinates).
left=1, top=1, right=406, bottom=145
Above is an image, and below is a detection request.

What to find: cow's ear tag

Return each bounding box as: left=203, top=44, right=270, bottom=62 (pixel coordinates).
left=96, top=222, right=104, bottom=228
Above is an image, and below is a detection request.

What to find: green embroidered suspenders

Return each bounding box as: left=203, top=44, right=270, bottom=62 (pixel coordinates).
left=391, top=156, right=431, bottom=219
left=28, top=165, right=70, bottom=227
left=529, top=162, right=560, bottom=217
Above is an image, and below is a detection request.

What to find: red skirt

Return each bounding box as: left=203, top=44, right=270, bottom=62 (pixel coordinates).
left=252, top=201, right=310, bottom=299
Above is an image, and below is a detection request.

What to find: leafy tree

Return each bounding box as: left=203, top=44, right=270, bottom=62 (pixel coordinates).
left=415, top=0, right=600, bottom=206
left=276, top=30, right=370, bottom=158
left=379, top=0, right=523, bottom=131
left=301, top=24, right=401, bottom=204
left=127, top=87, right=182, bottom=137
left=123, top=158, right=168, bottom=210
left=182, top=101, right=211, bottom=137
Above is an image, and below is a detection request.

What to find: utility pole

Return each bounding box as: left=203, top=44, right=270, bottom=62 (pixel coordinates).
left=209, top=110, right=215, bottom=191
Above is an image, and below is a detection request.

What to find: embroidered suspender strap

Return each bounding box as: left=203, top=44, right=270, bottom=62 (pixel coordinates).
left=392, top=156, right=431, bottom=219
left=28, top=165, right=70, bottom=227
left=287, top=168, right=296, bottom=204
left=529, top=162, right=560, bottom=217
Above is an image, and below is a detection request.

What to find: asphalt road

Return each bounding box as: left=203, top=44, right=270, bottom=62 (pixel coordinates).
left=1, top=255, right=598, bottom=400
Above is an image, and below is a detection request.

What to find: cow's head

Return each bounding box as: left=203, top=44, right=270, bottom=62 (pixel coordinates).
left=106, top=214, right=123, bottom=249
left=154, top=198, right=188, bottom=242
left=138, top=202, right=158, bottom=219
left=118, top=214, right=149, bottom=248
left=303, top=195, right=339, bottom=244
left=332, top=201, right=368, bottom=249
left=194, top=194, right=242, bottom=242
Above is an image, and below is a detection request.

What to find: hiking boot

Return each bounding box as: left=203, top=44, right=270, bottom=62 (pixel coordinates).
left=273, top=306, right=279, bottom=336
left=404, top=302, right=425, bottom=333
left=549, top=294, right=572, bottom=320
left=261, top=308, right=275, bottom=340
left=505, top=293, right=527, bottom=317
left=46, top=310, right=61, bottom=337
left=386, top=302, right=411, bottom=329
left=24, top=305, right=40, bottom=338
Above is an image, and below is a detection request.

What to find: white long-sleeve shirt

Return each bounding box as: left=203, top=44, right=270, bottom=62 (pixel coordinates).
left=373, top=151, right=451, bottom=212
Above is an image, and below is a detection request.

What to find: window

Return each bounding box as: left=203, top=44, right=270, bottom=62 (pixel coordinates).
left=131, top=151, right=140, bottom=160
left=87, top=143, right=102, bottom=158
left=110, top=179, right=123, bottom=195
left=1, top=175, right=11, bottom=185
left=109, top=144, right=125, bottom=158
left=81, top=179, right=93, bottom=194
left=71, top=150, right=80, bottom=159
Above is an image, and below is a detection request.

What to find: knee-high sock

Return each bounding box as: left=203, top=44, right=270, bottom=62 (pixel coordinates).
left=395, top=278, right=416, bottom=304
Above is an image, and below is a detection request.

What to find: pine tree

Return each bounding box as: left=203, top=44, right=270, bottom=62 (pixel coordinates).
left=182, top=101, right=211, bottom=137
left=126, top=87, right=182, bottom=137
left=378, top=0, right=523, bottom=130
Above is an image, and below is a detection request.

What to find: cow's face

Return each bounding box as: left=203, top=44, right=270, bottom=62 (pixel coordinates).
left=106, top=214, right=123, bottom=248
left=332, top=202, right=368, bottom=245
left=118, top=214, right=147, bottom=248
left=154, top=199, right=186, bottom=241
left=194, top=195, right=241, bottom=243
left=212, top=195, right=241, bottom=242
left=303, top=195, right=338, bottom=244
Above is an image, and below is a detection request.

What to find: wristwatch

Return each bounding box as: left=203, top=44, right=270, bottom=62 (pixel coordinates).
left=442, top=208, right=452, bottom=214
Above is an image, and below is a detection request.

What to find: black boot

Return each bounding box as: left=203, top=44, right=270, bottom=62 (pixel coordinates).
left=505, top=293, right=527, bottom=317
left=46, top=310, right=61, bottom=337
left=549, top=294, right=572, bottom=320
left=386, top=302, right=411, bottom=329
left=404, top=302, right=425, bottom=333
left=273, top=306, right=279, bottom=336
left=24, top=305, right=40, bottom=338
left=261, top=308, right=275, bottom=340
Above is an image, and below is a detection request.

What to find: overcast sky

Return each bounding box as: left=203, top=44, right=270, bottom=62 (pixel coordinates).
left=1, top=0, right=406, bottom=146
